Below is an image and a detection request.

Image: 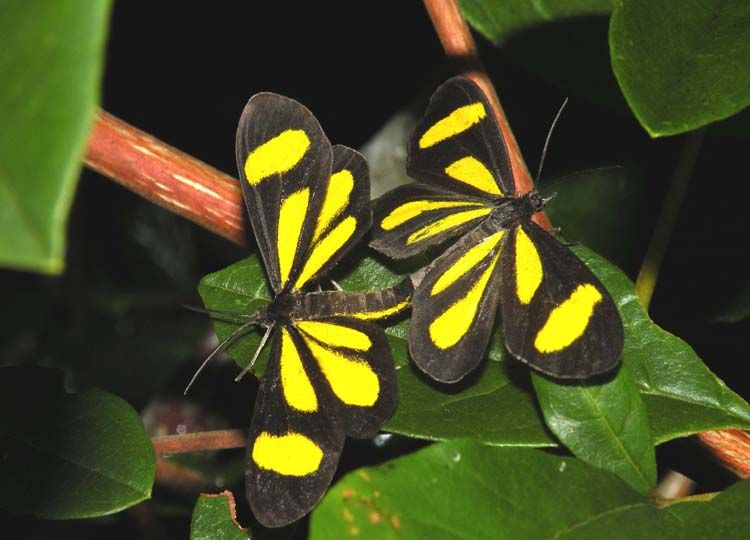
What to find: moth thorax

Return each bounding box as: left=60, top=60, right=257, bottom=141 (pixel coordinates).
left=489, top=192, right=546, bottom=227
left=260, top=293, right=303, bottom=326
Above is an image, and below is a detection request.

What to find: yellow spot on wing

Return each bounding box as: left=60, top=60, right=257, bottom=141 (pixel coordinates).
left=244, top=129, right=310, bottom=185
left=515, top=227, right=543, bottom=304
left=349, top=300, right=410, bottom=320
left=429, top=252, right=501, bottom=349
left=251, top=432, right=323, bottom=476
left=297, top=320, right=372, bottom=350
left=407, top=208, right=491, bottom=245
left=431, top=230, right=505, bottom=296
left=303, top=338, right=379, bottom=406
left=313, top=169, right=354, bottom=242
left=444, top=156, right=502, bottom=195
left=534, top=284, right=603, bottom=353
left=277, top=188, right=310, bottom=288
left=380, top=200, right=486, bottom=231
left=295, top=216, right=357, bottom=288
left=280, top=328, right=317, bottom=412
left=419, top=103, right=486, bottom=149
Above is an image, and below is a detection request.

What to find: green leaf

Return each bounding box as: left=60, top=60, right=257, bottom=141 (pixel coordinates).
left=541, top=166, right=648, bottom=273
left=0, top=367, right=155, bottom=519
left=610, top=0, right=750, bottom=136
left=310, top=439, right=750, bottom=539
left=532, top=366, right=656, bottom=493
left=0, top=0, right=112, bottom=273
left=199, top=245, right=750, bottom=448
left=458, top=0, right=614, bottom=45
left=190, top=492, right=250, bottom=540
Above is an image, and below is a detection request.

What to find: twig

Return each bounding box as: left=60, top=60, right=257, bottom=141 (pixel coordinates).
left=85, top=110, right=246, bottom=246
left=422, top=0, right=552, bottom=230
left=153, top=429, right=246, bottom=455
left=697, top=429, right=750, bottom=478
left=635, top=129, right=704, bottom=309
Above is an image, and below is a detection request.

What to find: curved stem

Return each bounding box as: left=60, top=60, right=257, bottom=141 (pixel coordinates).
left=422, top=0, right=552, bottom=230
left=635, top=130, right=705, bottom=309
left=153, top=429, right=246, bottom=455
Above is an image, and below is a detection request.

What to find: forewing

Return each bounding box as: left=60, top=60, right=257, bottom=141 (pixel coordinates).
left=236, top=93, right=332, bottom=293
left=500, top=221, right=623, bottom=378
left=246, top=326, right=344, bottom=527
left=409, top=221, right=506, bottom=383
left=295, top=316, right=397, bottom=438
left=370, top=183, right=493, bottom=259
left=291, top=145, right=372, bottom=290
left=408, top=76, right=515, bottom=199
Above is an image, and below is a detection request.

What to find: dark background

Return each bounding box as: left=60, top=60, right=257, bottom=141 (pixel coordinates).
left=3, top=2, right=748, bottom=538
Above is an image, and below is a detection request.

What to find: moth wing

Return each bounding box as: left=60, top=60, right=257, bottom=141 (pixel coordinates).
left=246, top=326, right=344, bottom=527
left=370, top=183, right=493, bottom=259
left=408, top=76, right=515, bottom=199
left=500, top=221, right=623, bottom=378
left=408, top=221, right=506, bottom=383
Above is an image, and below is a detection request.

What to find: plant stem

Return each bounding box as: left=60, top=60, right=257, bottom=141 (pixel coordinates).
left=85, top=110, right=247, bottom=246
left=697, top=429, right=750, bottom=478
left=152, top=429, right=246, bottom=455
left=635, top=130, right=704, bottom=309
left=422, top=0, right=552, bottom=230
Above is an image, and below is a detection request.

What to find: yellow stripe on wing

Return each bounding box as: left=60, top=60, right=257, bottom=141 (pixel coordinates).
left=380, top=200, right=486, bottom=231
left=277, top=188, right=309, bottom=288
left=429, top=251, right=501, bottom=349
left=444, top=156, right=502, bottom=196
left=280, top=328, right=317, bottom=412
left=251, top=432, right=323, bottom=476
left=296, top=320, right=372, bottom=351
left=431, top=230, right=505, bottom=296
left=419, top=102, right=486, bottom=149
left=313, top=169, right=354, bottom=242
left=294, top=216, right=357, bottom=289
left=348, top=300, right=410, bottom=320
left=407, top=208, right=491, bottom=245
left=244, top=129, right=310, bottom=185
left=515, top=227, right=543, bottom=305
left=534, top=284, right=603, bottom=353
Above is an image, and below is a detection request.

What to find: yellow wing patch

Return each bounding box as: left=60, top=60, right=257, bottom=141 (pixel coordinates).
left=294, top=216, right=357, bottom=289
left=407, top=208, right=491, bottom=245
left=296, top=320, right=372, bottom=351
left=380, top=200, right=486, bottom=231
left=444, top=156, right=502, bottom=196
left=419, top=103, right=486, bottom=149
left=245, top=129, right=310, bottom=185
left=515, top=227, right=543, bottom=304
left=280, top=328, right=317, bottom=412
left=313, top=169, right=354, bottom=242
left=431, top=230, right=505, bottom=296
left=429, top=251, right=501, bottom=349
left=251, top=431, right=323, bottom=476
left=303, top=337, right=379, bottom=407
left=277, top=188, right=310, bottom=288
left=347, top=300, right=410, bottom=320
left=534, top=284, right=603, bottom=353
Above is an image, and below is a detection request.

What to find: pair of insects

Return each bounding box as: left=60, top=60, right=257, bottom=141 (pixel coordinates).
left=219, top=77, right=623, bottom=527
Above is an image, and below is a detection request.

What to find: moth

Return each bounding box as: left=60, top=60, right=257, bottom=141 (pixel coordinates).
left=370, top=76, right=623, bottom=383
left=232, top=92, right=409, bottom=527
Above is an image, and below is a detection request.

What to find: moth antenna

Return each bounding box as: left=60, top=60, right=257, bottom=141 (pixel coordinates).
left=181, top=304, right=256, bottom=320
left=535, top=97, right=569, bottom=184
left=183, top=316, right=258, bottom=395
left=330, top=279, right=343, bottom=291
left=235, top=323, right=275, bottom=382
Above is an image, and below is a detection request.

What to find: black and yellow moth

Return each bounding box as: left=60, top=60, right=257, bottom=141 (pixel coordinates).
left=234, top=93, right=410, bottom=527
left=370, top=76, right=623, bottom=383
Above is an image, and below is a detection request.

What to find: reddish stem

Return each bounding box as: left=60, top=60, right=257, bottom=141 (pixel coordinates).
left=697, top=430, right=750, bottom=478
left=153, top=429, right=246, bottom=455
left=85, top=110, right=246, bottom=246
left=422, top=0, right=552, bottom=230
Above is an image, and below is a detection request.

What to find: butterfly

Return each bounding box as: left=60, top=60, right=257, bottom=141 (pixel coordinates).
left=370, top=76, right=623, bottom=383
left=233, top=92, right=410, bottom=527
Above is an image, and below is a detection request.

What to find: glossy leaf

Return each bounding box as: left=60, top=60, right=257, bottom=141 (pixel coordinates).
left=610, top=0, right=750, bottom=136
left=0, top=0, right=112, bottom=273
left=532, top=365, right=656, bottom=493
left=0, top=367, right=155, bottom=518
left=310, top=439, right=750, bottom=539
left=190, top=492, right=249, bottom=540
